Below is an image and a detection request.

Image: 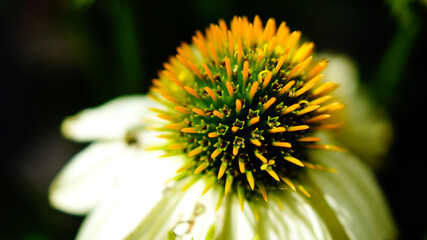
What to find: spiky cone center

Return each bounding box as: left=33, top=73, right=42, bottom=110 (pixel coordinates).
left=151, top=16, right=343, bottom=206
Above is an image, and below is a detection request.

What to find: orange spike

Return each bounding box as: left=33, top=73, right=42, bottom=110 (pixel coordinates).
left=272, top=142, right=292, bottom=148
left=192, top=108, right=207, bottom=117
left=181, top=127, right=198, bottom=133
left=204, top=86, right=218, bottom=102
left=202, top=63, right=215, bottom=84
left=307, top=60, right=328, bottom=79
left=287, top=125, right=309, bottom=132
left=226, top=81, right=234, bottom=97
left=243, top=60, right=250, bottom=84
left=262, top=71, right=273, bottom=89
left=188, top=147, right=203, bottom=157
left=237, top=38, right=243, bottom=64
left=187, top=61, right=204, bottom=80
left=277, top=80, right=295, bottom=96
left=249, top=81, right=259, bottom=100
left=263, top=97, right=276, bottom=111
left=281, top=103, right=300, bottom=115
left=213, top=110, right=224, bottom=119
left=235, top=99, right=243, bottom=113
left=208, top=42, right=219, bottom=66
left=268, top=127, right=286, bottom=133
left=184, top=86, right=201, bottom=100
left=224, top=57, right=232, bottom=79
left=228, top=30, right=234, bottom=57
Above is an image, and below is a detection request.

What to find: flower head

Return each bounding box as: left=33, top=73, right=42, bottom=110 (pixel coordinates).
left=152, top=16, right=343, bottom=207
left=50, top=16, right=396, bottom=240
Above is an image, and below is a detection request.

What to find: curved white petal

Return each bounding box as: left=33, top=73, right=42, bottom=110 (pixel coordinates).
left=49, top=141, right=137, bottom=215
left=308, top=150, right=396, bottom=240
left=76, top=153, right=183, bottom=240
left=215, top=195, right=256, bottom=240
left=61, top=95, right=158, bottom=142
left=255, top=192, right=332, bottom=240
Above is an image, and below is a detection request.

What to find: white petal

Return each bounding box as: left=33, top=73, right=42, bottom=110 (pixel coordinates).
left=76, top=153, right=183, bottom=240
left=61, top=95, right=158, bottom=141
left=255, top=192, right=332, bottom=240
left=215, top=195, right=256, bottom=240
left=49, top=141, right=136, bottom=215
left=308, top=150, right=396, bottom=240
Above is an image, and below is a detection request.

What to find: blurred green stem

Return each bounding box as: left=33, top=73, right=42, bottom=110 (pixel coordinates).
left=108, top=1, right=144, bottom=95
left=372, top=6, right=420, bottom=109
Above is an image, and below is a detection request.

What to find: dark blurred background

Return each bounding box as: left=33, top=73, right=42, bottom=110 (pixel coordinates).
left=1, top=0, right=426, bottom=239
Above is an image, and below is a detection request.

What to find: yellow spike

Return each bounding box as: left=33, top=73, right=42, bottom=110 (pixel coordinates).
left=266, top=168, right=280, bottom=181
left=243, top=60, right=250, bottom=84
left=307, top=144, right=345, bottom=151
left=202, top=177, right=216, bottom=196
left=167, top=143, right=187, bottom=150
left=237, top=186, right=245, bottom=211
left=313, top=123, right=345, bottom=131
left=213, top=110, right=224, bottom=119
left=306, top=114, right=331, bottom=123
left=310, top=95, right=332, bottom=105
left=263, top=97, right=276, bottom=111
left=181, top=175, right=201, bottom=192
left=192, top=36, right=210, bottom=61
left=204, top=86, right=218, bottom=102
left=272, top=141, right=292, bottom=148
left=307, top=60, right=328, bottom=79
left=224, top=56, right=232, bottom=79
left=247, top=23, right=254, bottom=47
left=218, top=161, right=228, bottom=179
left=248, top=117, right=260, bottom=126
left=297, top=136, right=322, bottom=142
left=267, top=36, right=277, bottom=55
left=208, top=42, right=219, bottom=66
left=250, top=139, right=262, bottom=146
left=188, top=146, right=203, bottom=157
left=224, top=174, right=234, bottom=195
left=280, top=176, right=296, bottom=191
left=194, top=161, right=209, bottom=174
left=295, top=82, right=315, bottom=97
left=228, top=30, right=234, bottom=57
left=249, top=81, right=259, bottom=100
left=238, top=160, right=245, bottom=173
left=174, top=106, right=191, bottom=114
left=284, top=156, right=304, bottom=167
left=246, top=171, right=255, bottom=190
left=211, top=147, right=223, bottom=159
left=237, top=38, right=243, bottom=64
left=307, top=73, right=324, bottom=85
left=175, top=161, right=195, bottom=173
left=298, top=185, right=311, bottom=198
left=258, top=184, right=268, bottom=202
left=157, top=114, right=176, bottom=121
left=317, top=102, right=345, bottom=113
left=184, top=86, right=201, bottom=100
left=292, top=42, right=314, bottom=63
left=262, top=71, right=273, bottom=89
left=165, top=123, right=183, bottom=130
left=281, top=103, right=300, bottom=115
left=208, top=132, right=219, bottom=138
left=273, top=54, right=288, bottom=75
left=254, top=151, right=268, bottom=163
left=216, top=190, right=225, bottom=211
left=256, top=48, right=264, bottom=64
left=181, top=127, right=198, bottom=133
left=176, top=54, right=190, bottom=71
left=297, top=105, right=320, bottom=115
left=192, top=108, right=207, bottom=117
left=289, top=56, right=312, bottom=79
left=277, top=80, right=295, bottom=96
left=235, top=99, right=242, bottom=113
left=284, top=31, right=301, bottom=53
left=268, top=127, right=286, bottom=133
left=162, top=94, right=180, bottom=104
left=156, top=134, right=175, bottom=139
left=226, top=81, right=234, bottom=97
left=202, top=63, right=215, bottom=84
left=312, top=82, right=339, bottom=96
left=187, top=61, right=204, bottom=80
left=287, top=125, right=309, bottom=132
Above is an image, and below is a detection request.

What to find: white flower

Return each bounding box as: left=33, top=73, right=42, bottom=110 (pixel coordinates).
left=50, top=94, right=395, bottom=239
left=50, top=16, right=396, bottom=240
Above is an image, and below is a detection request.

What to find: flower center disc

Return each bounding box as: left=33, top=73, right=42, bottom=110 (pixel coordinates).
left=151, top=16, right=343, bottom=203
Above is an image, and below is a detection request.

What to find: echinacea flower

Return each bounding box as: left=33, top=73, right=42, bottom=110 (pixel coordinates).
left=50, top=16, right=396, bottom=239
